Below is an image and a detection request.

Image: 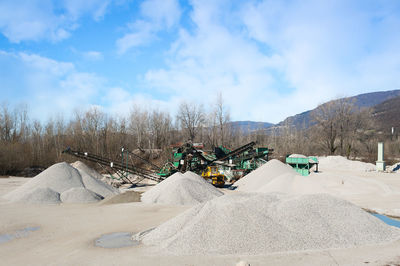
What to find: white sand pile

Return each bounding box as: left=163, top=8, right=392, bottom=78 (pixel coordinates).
left=235, top=159, right=299, bottom=192
left=4, top=162, right=118, bottom=204
left=71, top=161, right=119, bottom=197
left=318, top=156, right=376, bottom=171
left=60, top=187, right=103, bottom=203
left=139, top=193, right=400, bottom=255
left=141, top=171, right=223, bottom=205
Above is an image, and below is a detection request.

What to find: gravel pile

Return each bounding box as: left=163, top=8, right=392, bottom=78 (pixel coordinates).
left=71, top=161, right=119, bottom=197
left=235, top=159, right=299, bottom=192
left=60, top=187, right=103, bottom=203
left=318, top=156, right=376, bottom=171
left=141, top=171, right=223, bottom=205
left=17, top=187, right=61, bottom=204
left=4, top=162, right=118, bottom=204
left=139, top=193, right=400, bottom=255
left=257, top=172, right=328, bottom=194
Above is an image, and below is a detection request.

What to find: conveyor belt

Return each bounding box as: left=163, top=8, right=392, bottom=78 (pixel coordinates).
left=62, top=147, right=165, bottom=183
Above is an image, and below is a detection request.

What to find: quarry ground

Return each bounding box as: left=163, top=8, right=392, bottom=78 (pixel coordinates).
left=1, top=170, right=400, bottom=265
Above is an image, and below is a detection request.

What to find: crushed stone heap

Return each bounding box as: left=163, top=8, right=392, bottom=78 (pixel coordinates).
left=318, top=156, right=376, bottom=171
left=141, top=171, right=223, bottom=205
left=138, top=193, right=400, bottom=255
left=235, top=159, right=328, bottom=195
left=234, top=159, right=299, bottom=192
left=4, top=162, right=119, bottom=204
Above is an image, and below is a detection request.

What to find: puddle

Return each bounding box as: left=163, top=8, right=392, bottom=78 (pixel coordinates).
left=95, top=232, right=139, bottom=248
left=0, top=226, right=40, bottom=244
left=372, top=214, right=400, bottom=228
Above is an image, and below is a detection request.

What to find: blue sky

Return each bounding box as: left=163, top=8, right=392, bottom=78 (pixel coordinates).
left=1, top=0, right=400, bottom=123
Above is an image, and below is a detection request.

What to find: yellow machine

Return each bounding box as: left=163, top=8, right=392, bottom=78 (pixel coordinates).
left=201, top=166, right=225, bottom=187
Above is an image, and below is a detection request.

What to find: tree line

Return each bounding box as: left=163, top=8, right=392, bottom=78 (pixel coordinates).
left=1, top=96, right=399, bottom=175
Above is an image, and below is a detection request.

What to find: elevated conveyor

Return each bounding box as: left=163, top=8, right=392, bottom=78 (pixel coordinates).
left=62, top=147, right=165, bottom=184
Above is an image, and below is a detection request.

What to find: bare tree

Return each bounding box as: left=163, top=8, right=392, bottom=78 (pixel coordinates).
left=129, top=106, right=149, bottom=149
left=311, top=100, right=342, bottom=154
left=311, top=98, right=372, bottom=157
left=0, top=103, right=13, bottom=142
left=204, top=111, right=218, bottom=148
left=176, top=101, right=204, bottom=142
left=215, top=93, right=231, bottom=146
left=149, top=110, right=171, bottom=149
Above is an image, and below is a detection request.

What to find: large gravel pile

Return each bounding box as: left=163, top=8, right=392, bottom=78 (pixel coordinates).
left=139, top=193, right=400, bottom=255
left=4, top=162, right=118, bottom=204
left=318, top=156, right=376, bottom=171
left=235, top=159, right=299, bottom=192
left=141, top=171, right=223, bottom=205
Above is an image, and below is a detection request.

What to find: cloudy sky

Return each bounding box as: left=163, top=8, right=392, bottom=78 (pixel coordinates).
left=1, top=0, right=399, bottom=123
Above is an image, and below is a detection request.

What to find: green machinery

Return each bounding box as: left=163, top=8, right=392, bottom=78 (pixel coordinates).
left=233, top=147, right=271, bottom=171
left=158, top=142, right=212, bottom=177
left=158, top=141, right=273, bottom=182
left=285, top=155, right=319, bottom=176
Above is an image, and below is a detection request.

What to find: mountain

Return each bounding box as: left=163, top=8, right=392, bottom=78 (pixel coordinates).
left=229, top=89, right=400, bottom=134
left=229, top=121, right=274, bottom=132
left=372, top=95, right=400, bottom=134
left=273, top=89, right=400, bottom=130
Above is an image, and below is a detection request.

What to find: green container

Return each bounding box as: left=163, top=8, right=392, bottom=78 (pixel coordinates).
left=285, top=156, right=318, bottom=176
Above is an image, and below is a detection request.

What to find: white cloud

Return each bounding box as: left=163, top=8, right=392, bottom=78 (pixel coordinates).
left=142, top=1, right=287, bottom=122
left=83, top=51, right=104, bottom=61
left=241, top=0, right=400, bottom=101
left=0, top=51, right=107, bottom=120
left=140, top=0, right=181, bottom=28
left=116, top=20, right=156, bottom=54
left=139, top=0, right=400, bottom=123
left=0, top=50, right=171, bottom=121
left=62, top=0, right=111, bottom=21
left=116, top=0, right=181, bottom=54
left=103, top=89, right=175, bottom=116
left=18, top=53, right=74, bottom=76
left=0, top=0, right=110, bottom=43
